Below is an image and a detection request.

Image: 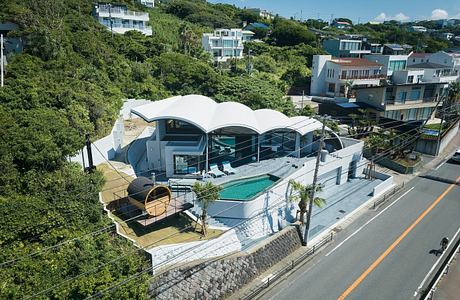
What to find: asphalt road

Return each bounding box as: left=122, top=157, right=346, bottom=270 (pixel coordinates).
left=261, top=160, right=460, bottom=300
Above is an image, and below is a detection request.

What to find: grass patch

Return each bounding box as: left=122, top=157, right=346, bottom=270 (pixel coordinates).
left=98, top=163, right=134, bottom=203
left=114, top=213, right=222, bottom=248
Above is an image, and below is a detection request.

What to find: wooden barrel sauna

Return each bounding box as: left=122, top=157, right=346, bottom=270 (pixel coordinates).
left=127, top=177, right=172, bottom=217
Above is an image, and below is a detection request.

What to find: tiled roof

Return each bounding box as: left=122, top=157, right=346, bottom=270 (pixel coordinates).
left=330, top=58, right=383, bottom=67
left=408, top=62, right=451, bottom=69
left=409, top=52, right=431, bottom=58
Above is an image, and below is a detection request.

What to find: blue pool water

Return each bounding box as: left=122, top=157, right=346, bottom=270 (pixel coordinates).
left=219, top=175, right=280, bottom=201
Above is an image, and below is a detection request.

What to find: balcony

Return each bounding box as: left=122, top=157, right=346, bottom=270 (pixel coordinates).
left=338, top=74, right=386, bottom=80
left=97, top=7, right=149, bottom=21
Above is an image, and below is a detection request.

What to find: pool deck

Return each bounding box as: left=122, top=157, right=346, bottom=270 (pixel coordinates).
left=214, top=176, right=382, bottom=243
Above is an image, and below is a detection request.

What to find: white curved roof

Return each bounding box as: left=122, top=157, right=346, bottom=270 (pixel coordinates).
left=131, top=95, right=322, bottom=135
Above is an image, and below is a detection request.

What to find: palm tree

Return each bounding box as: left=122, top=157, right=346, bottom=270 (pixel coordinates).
left=288, top=180, right=325, bottom=227
left=192, top=182, right=222, bottom=237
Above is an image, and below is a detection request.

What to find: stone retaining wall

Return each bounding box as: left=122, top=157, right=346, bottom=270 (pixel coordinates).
left=148, top=225, right=302, bottom=300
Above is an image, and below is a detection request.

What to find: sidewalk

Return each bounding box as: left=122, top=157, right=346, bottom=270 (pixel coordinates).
left=433, top=252, right=460, bottom=300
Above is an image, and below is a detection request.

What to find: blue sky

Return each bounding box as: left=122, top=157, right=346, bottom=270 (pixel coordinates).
left=208, top=0, right=460, bottom=23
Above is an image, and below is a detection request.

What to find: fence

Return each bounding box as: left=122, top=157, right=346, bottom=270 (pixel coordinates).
left=371, top=182, right=405, bottom=210
left=240, top=232, right=334, bottom=300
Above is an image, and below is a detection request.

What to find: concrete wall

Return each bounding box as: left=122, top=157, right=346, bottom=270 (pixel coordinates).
left=415, top=120, right=459, bottom=155
left=311, top=55, right=332, bottom=96
left=148, top=226, right=302, bottom=300
left=355, top=87, right=385, bottom=109
left=371, top=172, right=393, bottom=195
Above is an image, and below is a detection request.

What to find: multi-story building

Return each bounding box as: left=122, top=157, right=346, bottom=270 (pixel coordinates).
left=138, top=0, right=154, bottom=8
left=93, top=3, right=152, bottom=36
left=247, top=8, right=274, bottom=20
left=354, top=82, right=447, bottom=122
left=322, top=38, right=371, bottom=58
left=382, top=44, right=412, bottom=55
left=407, top=52, right=431, bottom=66
left=364, top=54, right=409, bottom=77
left=407, top=62, right=459, bottom=84
left=202, top=29, right=244, bottom=62
left=363, top=41, right=383, bottom=54
left=428, top=51, right=460, bottom=71
left=311, top=55, right=384, bottom=97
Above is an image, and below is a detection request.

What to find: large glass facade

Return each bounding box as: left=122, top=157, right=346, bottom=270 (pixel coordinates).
left=389, top=60, right=406, bottom=72
left=173, top=155, right=202, bottom=175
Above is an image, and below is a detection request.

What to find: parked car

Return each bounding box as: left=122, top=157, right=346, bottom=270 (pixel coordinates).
left=451, top=149, right=460, bottom=163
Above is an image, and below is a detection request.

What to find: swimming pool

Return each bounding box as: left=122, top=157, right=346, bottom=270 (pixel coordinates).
left=219, top=174, right=280, bottom=201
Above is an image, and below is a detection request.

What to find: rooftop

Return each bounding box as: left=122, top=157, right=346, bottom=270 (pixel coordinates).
left=330, top=58, right=383, bottom=67
left=408, top=62, right=451, bottom=69
left=409, top=52, right=431, bottom=58
left=384, top=44, right=404, bottom=50
left=131, top=95, right=323, bottom=136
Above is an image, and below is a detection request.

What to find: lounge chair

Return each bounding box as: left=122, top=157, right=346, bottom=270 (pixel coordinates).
left=222, top=161, right=237, bottom=175
left=208, top=163, right=225, bottom=178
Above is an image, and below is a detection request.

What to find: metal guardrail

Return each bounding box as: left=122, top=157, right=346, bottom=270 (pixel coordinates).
left=240, top=232, right=334, bottom=300
left=371, top=182, right=405, bottom=210
left=421, top=234, right=460, bottom=300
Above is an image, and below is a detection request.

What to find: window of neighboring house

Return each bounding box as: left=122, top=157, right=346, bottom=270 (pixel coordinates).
left=328, top=83, right=335, bottom=93
left=223, top=40, right=233, bottom=47
left=413, top=59, right=416, bottom=62
left=364, top=70, right=370, bottom=77
left=398, top=91, right=407, bottom=101
left=341, top=70, right=347, bottom=79
left=407, top=75, right=414, bottom=83
left=351, top=70, right=359, bottom=78
left=223, top=49, right=233, bottom=56
left=408, top=108, right=417, bottom=120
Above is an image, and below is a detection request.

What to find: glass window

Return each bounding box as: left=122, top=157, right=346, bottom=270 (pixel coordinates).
left=398, top=91, right=407, bottom=101
left=328, top=83, right=335, bottom=93
left=407, top=75, right=414, bottom=83
left=410, top=90, right=421, bottom=100
left=223, top=40, right=233, bottom=47
left=223, top=49, right=233, bottom=56
left=174, top=155, right=200, bottom=175
left=389, top=60, right=407, bottom=72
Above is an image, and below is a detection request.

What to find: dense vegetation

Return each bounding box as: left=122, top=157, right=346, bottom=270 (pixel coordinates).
left=0, top=0, right=457, bottom=298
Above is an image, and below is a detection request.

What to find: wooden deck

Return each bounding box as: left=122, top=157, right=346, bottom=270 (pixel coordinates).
left=109, top=195, right=194, bottom=227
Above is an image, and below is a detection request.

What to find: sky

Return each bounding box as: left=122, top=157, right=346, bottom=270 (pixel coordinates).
left=208, top=0, right=460, bottom=23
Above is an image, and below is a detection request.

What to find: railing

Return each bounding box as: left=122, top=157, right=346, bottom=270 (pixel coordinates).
left=240, top=232, right=334, bottom=300
left=98, top=7, right=149, bottom=18
left=371, top=182, right=405, bottom=209
left=339, top=74, right=386, bottom=80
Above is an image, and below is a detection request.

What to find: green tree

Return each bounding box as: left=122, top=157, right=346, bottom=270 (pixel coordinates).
left=288, top=180, right=325, bottom=228
left=192, top=182, right=222, bottom=236
left=270, top=20, right=316, bottom=46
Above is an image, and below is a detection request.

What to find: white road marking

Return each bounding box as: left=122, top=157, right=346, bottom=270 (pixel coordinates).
left=434, top=159, right=447, bottom=170
left=414, top=226, right=460, bottom=297
left=324, top=187, right=415, bottom=257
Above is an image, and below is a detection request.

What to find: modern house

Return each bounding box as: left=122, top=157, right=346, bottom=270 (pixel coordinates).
left=242, top=30, right=255, bottom=42
left=138, top=0, right=154, bottom=8
left=428, top=51, right=460, bottom=71
left=125, top=95, right=371, bottom=224
left=383, top=44, right=411, bottom=55
left=408, top=25, right=427, bottom=33
left=244, top=22, right=269, bottom=32
left=440, top=33, right=455, bottom=41
left=247, top=8, right=274, bottom=20
left=322, top=38, right=371, bottom=58
left=129, top=95, right=347, bottom=178
left=331, top=20, right=352, bottom=30
left=364, top=54, right=410, bottom=77
left=407, top=52, right=431, bottom=66
left=363, top=41, right=384, bottom=54
left=354, top=82, right=447, bottom=122
left=93, top=3, right=152, bottom=36
left=310, top=55, right=384, bottom=97
left=202, top=29, right=244, bottom=62
left=407, top=62, right=459, bottom=84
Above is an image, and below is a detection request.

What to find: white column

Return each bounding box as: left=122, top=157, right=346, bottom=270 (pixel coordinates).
left=295, top=133, right=301, bottom=158
left=206, top=133, right=209, bottom=171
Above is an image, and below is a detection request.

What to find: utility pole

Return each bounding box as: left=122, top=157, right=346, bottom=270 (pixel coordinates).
left=303, top=116, right=327, bottom=246
left=1, top=34, right=4, bottom=87
left=435, top=108, right=445, bottom=156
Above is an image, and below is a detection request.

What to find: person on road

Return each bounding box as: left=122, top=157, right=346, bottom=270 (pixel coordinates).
left=440, top=237, right=449, bottom=252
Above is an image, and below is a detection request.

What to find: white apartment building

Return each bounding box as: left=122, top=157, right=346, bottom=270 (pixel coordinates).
left=247, top=8, right=274, bottom=20
left=202, top=29, right=244, bottom=62
left=311, top=55, right=384, bottom=97
left=94, top=3, right=152, bottom=36
left=428, top=51, right=460, bottom=71
left=138, top=0, right=154, bottom=8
